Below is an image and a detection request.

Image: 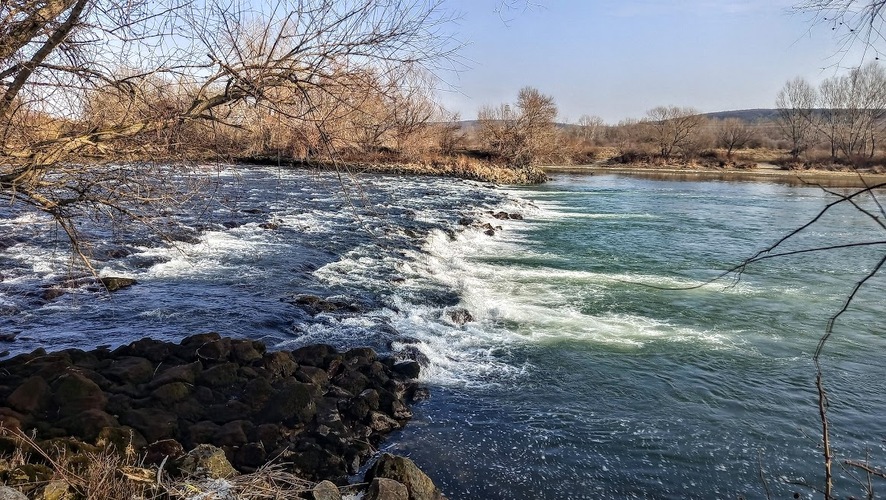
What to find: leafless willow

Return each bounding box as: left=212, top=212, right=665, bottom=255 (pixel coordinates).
left=477, top=86, right=558, bottom=167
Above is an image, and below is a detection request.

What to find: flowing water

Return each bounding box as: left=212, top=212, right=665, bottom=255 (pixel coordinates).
left=1, top=167, right=885, bottom=498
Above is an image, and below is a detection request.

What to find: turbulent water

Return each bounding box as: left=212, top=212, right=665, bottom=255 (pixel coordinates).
left=1, top=167, right=885, bottom=499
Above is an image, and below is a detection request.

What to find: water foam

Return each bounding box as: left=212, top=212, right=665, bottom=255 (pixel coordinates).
left=348, top=198, right=741, bottom=387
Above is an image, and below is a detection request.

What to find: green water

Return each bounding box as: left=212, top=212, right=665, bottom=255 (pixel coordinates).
left=391, top=174, right=886, bottom=499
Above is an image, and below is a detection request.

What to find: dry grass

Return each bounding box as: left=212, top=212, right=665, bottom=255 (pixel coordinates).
left=0, top=428, right=324, bottom=500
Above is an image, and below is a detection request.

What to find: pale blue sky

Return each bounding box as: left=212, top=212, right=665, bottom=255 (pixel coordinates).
left=437, top=0, right=869, bottom=123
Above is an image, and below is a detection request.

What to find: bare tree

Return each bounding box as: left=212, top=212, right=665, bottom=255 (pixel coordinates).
left=815, top=63, right=886, bottom=163
left=577, top=114, right=604, bottom=143
left=0, top=0, right=454, bottom=260
left=715, top=118, right=757, bottom=158
left=436, top=111, right=465, bottom=156
left=775, top=77, right=818, bottom=160
left=796, top=1, right=886, bottom=59
left=477, top=86, right=558, bottom=166
left=644, top=105, right=704, bottom=160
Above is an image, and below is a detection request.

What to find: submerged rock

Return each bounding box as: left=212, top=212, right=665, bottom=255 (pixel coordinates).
left=99, top=276, right=137, bottom=292
left=443, top=307, right=474, bottom=326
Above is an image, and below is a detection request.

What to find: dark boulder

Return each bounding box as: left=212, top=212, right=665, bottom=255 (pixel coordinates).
left=195, top=337, right=232, bottom=361
left=196, top=362, right=241, bottom=388
left=114, top=338, right=172, bottom=363
left=186, top=421, right=221, bottom=448
left=262, top=351, right=298, bottom=377
left=392, top=361, right=421, bottom=380
left=121, top=408, right=179, bottom=443
left=235, top=441, right=267, bottom=469
left=443, top=307, right=474, bottom=326
left=332, top=370, right=370, bottom=396
left=205, top=401, right=252, bottom=424
left=213, top=420, right=250, bottom=448
left=95, top=426, right=147, bottom=453
left=58, top=409, right=119, bottom=441
left=7, top=376, right=51, bottom=413
left=240, top=377, right=275, bottom=409
left=150, top=382, right=191, bottom=406
left=292, top=344, right=339, bottom=369
left=260, top=379, right=316, bottom=424
left=100, top=356, right=154, bottom=385
left=344, top=347, right=376, bottom=369
left=52, top=371, right=107, bottom=416
left=231, top=340, right=264, bottom=364
left=150, top=361, right=202, bottom=388
left=143, top=439, right=186, bottom=466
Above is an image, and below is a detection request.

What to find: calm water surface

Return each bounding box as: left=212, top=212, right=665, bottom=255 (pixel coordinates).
left=1, top=169, right=884, bottom=499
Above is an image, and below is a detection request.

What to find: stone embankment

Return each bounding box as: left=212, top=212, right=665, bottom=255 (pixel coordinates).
left=0, top=334, right=446, bottom=499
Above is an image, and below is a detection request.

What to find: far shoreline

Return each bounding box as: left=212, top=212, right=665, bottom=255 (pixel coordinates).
left=542, top=164, right=886, bottom=188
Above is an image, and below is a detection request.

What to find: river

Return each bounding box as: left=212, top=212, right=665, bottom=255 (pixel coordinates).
left=1, top=167, right=884, bottom=499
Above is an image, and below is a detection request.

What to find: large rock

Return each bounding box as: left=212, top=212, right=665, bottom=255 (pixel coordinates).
left=443, top=308, right=473, bottom=326
left=292, top=344, right=339, bottom=368
left=366, top=478, right=409, bottom=500
left=8, top=376, right=51, bottom=413
left=260, top=380, right=316, bottom=424
left=0, top=486, right=27, bottom=500
left=58, top=409, right=118, bottom=441
left=231, top=340, right=264, bottom=364
left=101, top=356, right=154, bottom=385
left=95, top=426, right=147, bottom=454
left=52, top=371, right=107, bottom=415
left=262, top=351, right=298, bottom=377
left=39, top=480, right=70, bottom=500
left=121, top=408, right=179, bottom=443
left=178, top=444, right=236, bottom=479
left=312, top=480, right=342, bottom=500
left=196, top=362, right=240, bottom=387
left=99, top=277, right=137, bottom=292
left=366, top=454, right=446, bottom=500
left=149, top=361, right=202, bottom=387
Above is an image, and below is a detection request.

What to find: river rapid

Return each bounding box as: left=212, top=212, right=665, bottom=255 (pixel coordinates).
left=1, top=166, right=885, bottom=499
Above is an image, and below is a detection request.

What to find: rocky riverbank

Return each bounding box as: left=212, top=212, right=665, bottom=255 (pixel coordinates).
left=0, top=334, right=446, bottom=499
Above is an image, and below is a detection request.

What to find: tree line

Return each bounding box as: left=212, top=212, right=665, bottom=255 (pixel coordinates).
left=472, top=63, right=886, bottom=170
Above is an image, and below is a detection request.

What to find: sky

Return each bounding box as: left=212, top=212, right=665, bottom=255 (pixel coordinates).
left=435, top=0, right=873, bottom=123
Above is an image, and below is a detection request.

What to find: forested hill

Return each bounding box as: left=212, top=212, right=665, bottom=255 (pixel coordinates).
left=456, top=109, right=782, bottom=129
left=702, top=109, right=780, bottom=121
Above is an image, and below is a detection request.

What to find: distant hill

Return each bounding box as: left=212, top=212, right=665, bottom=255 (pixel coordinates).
left=702, top=109, right=779, bottom=121
left=453, top=110, right=783, bottom=129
